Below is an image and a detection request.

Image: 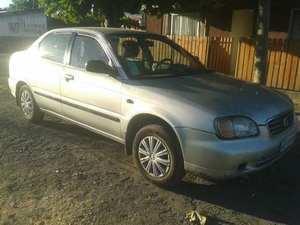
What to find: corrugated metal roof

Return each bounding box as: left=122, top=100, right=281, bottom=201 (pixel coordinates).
left=0, top=9, right=43, bottom=17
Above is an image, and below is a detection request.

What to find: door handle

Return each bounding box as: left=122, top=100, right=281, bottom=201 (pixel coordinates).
left=64, top=74, right=74, bottom=82
left=126, top=99, right=134, bottom=104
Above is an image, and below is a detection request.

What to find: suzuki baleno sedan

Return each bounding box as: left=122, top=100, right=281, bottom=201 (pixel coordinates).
left=8, top=28, right=298, bottom=186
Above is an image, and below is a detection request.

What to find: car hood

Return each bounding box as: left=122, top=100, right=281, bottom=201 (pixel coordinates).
left=125, top=72, right=293, bottom=131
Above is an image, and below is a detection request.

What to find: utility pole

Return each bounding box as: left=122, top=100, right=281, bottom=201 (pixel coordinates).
left=253, top=0, right=271, bottom=85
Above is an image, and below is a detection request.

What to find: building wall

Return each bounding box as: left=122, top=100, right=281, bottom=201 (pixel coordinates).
left=229, top=9, right=254, bottom=74
left=145, top=15, right=163, bottom=34
left=164, top=14, right=206, bottom=36
left=0, top=10, right=48, bottom=53
left=231, top=9, right=254, bottom=38
left=0, top=10, right=47, bottom=38
left=206, top=8, right=232, bottom=37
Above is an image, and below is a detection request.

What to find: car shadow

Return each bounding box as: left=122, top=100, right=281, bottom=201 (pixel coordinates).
left=168, top=140, right=300, bottom=224
left=39, top=117, right=300, bottom=224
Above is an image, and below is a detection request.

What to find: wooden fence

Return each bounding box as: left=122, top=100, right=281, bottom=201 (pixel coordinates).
left=235, top=38, right=300, bottom=91
left=168, top=35, right=300, bottom=92
left=169, top=36, right=232, bottom=74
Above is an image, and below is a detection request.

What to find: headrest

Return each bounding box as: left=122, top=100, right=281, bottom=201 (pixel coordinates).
left=122, top=40, right=139, bottom=58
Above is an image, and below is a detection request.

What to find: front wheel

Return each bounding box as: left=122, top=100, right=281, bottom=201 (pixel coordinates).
left=133, top=124, right=184, bottom=186
left=19, top=85, right=44, bottom=123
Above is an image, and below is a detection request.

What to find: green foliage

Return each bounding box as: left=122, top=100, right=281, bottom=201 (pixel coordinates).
left=120, top=16, right=140, bottom=29
left=37, top=0, right=141, bottom=26
left=36, top=0, right=228, bottom=26
left=141, top=0, right=229, bottom=15
left=8, top=0, right=38, bottom=11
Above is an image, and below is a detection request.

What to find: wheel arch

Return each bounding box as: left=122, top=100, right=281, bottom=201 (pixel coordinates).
left=125, top=113, right=183, bottom=157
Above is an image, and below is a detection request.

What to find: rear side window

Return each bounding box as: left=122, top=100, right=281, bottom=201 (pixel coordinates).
left=70, top=35, right=109, bottom=69
left=39, top=33, right=72, bottom=63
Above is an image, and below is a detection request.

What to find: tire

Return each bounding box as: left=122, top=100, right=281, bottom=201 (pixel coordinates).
left=133, top=124, right=185, bottom=186
left=18, top=85, right=44, bottom=123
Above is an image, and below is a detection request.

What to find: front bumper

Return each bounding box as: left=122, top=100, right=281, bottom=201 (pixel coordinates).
left=176, top=122, right=298, bottom=179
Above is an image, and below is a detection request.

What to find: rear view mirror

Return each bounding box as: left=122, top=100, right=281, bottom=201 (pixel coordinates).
left=86, top=60, right=117, bottom=76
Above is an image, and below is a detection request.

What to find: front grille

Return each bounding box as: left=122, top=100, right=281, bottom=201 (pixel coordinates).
left=268, top=111, right=294, bottom=136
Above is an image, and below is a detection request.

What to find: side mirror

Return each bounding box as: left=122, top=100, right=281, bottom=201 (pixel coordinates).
left=86, top=60, right=117, bottom=76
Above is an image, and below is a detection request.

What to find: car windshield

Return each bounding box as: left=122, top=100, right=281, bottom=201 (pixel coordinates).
left=106, top=33, right=206, bottom=79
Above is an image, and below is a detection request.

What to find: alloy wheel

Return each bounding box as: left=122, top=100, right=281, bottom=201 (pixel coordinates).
left=20, top=90, right=34, bottom=118
left=138, top=136, right=171, bottom=178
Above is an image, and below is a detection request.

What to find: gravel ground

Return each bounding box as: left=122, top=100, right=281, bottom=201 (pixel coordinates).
left=0, top=70, right=300, bottom=225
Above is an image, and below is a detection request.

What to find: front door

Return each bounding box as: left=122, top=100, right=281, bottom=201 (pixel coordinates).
left=61, top=34, right=122, bottom=139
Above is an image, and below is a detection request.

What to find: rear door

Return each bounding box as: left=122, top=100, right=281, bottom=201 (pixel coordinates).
left=61, top=34, right=123, bottom=139
left=31, top=32, right=73, bottom=114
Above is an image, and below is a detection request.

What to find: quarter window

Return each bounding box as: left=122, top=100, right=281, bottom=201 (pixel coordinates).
left=70, top=36, right=109, bottom=69
left=39, top=33, right=72, bottom=63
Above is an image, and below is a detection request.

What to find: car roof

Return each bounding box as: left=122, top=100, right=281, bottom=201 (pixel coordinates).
left=50, top=27, right=150, bottom=36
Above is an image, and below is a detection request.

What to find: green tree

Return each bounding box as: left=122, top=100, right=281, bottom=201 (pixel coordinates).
left=37, top=0, right=141, bottom=27
left=141, top=0, right=228, bottom=15
left=9, top=0, right=38, bottom=11
left=37, top=0, right=228, bottom=27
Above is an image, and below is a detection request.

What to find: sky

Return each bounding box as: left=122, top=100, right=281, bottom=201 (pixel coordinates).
left=0, top=0, right=11, bottom=8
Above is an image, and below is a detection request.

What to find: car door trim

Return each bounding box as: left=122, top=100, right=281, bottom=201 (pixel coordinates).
left=34, top=91, right=121, bottom=122
left=40, top=108, right=125, bottom=144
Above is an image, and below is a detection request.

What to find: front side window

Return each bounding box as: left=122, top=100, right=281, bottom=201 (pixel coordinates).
left=70, top=35, right=109, bottom=69
left=107, top=34, right=205, bottom=79
left=39, top=33, right=72, bottom=63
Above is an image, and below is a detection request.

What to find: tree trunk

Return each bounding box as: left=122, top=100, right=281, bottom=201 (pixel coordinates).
left=253, top=0, right=271, bottom=84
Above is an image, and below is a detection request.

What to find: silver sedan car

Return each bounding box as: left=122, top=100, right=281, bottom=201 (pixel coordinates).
left=8, top=28, right=298, bottom=186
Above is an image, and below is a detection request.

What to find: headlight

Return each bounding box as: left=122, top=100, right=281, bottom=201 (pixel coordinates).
left=215, top=116, right=259, bottom=139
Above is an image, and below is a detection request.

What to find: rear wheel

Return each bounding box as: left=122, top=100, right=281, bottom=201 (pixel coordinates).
left=19, top=85, right=44, bottom=123
left=133, top=124, right=184, bottom=186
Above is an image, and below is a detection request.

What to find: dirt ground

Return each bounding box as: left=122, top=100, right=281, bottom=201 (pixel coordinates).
left=1, top=64, right=300, bottom=225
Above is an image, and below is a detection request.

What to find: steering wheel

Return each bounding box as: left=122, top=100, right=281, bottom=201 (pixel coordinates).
left=153, top=58, right=173, bottom=71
